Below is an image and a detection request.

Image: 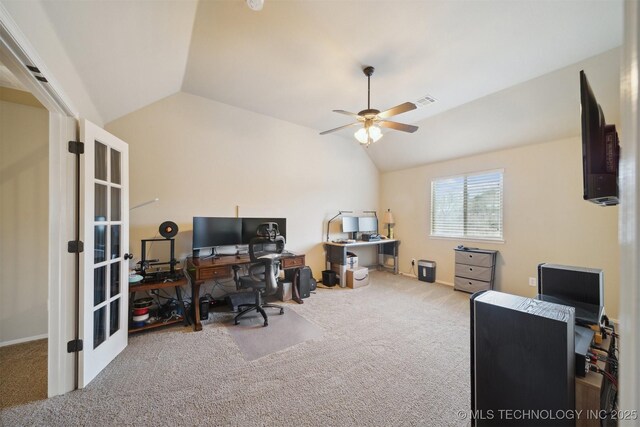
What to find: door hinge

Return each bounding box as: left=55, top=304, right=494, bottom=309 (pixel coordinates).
left=68, top=140, right=85, bottom=155
left=67, top=240, right=84, bottom=253
left=67, top=339, right=83, bottom=353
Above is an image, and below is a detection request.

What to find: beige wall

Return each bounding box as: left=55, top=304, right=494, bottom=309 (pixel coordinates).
left=105, top=92, right=379, bottom=291
left=0, top=99, right=49, bottom=344
left=380, top=136, right=620, bottom=319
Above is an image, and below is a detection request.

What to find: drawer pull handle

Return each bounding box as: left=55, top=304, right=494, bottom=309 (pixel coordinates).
left=469, top=282, right=472, bottom=285
left=469, top=268, right=473, bottom=271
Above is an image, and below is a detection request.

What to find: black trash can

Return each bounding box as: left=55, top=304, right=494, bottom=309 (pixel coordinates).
left=322, top=270, right=337, bottom=287
left=418, top=260, right=436, bottom=283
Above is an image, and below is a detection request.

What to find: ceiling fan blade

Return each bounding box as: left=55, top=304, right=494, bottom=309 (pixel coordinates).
left=377, top=102, right=417, bottom=119
left=379, top=120, right=419, bottom=133
left=319, top=122, right=360, bottom=135
left=333, top=110, right=363, bottom=119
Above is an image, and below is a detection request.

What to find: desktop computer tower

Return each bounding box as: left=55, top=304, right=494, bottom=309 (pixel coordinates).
left=470, top=291, right=575, bottom=426
left=285, top=267, right=311, bottom=299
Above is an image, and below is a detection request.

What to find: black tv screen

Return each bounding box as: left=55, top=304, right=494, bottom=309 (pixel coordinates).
left=537, top=263, right=604, bottom=325
left=580, top=70, right=619, bottom=206
left=241, top=218, right=286, bottom=244
left=192, top=217, right=242, bottom=249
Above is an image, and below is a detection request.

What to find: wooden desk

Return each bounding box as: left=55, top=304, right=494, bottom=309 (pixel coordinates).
left=185, top=252, right=305, bottom=331
left=324, top=239, right=399, bottom=287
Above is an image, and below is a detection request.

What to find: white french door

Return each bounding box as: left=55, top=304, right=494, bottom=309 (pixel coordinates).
left=79, top=119, right=129, bottom=388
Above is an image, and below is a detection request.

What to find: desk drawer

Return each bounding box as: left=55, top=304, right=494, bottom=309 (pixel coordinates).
left=455, top=251, right=495, bottom=267
left=454, top=276, right=491, bottom=293
left=199, top=266, right=231, bottom=281
left=281, top=255, right=305, bottom=269
left=455, top=263, right=493, bottom=282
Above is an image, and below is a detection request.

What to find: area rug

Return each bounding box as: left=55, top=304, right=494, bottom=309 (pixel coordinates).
left=226, top=307, right=323, bottom=361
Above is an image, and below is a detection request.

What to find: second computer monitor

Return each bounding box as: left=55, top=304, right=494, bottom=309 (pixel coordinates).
left=358, top=216, right=378, bottom=233
left=241, top=217, right=287, bottom=243
left=342, top=217, right=359, bottom=233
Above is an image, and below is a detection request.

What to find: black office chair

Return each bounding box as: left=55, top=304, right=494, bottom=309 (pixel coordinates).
left=233, top=223, right=285, bottom=327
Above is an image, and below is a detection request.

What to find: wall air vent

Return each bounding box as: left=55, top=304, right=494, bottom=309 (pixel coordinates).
left=415, top=94, right=437, bottom=107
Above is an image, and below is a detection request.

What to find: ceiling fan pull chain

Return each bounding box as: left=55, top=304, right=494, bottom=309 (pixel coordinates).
left=367, top=73, right=371, bottom=110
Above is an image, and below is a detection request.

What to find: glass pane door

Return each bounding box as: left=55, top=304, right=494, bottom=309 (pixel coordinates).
left=80, top=119, right=129, bottom=388
left=92, top=142, right=123, bottom=348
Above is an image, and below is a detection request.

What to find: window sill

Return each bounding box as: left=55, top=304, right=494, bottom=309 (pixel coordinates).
left=429, top=235, right=505, bottom=244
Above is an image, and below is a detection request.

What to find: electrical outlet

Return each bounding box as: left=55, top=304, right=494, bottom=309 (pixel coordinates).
left=528, top=277, right=537, bottom=287
left=411, top=258, right=416, bottom=266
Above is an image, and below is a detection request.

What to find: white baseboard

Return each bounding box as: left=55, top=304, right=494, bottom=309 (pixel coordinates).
left=399, top=273, right=453, bottom=288
left=0, top=333, right=48, bottom=348
left=436, top=280, right=454, bottom=287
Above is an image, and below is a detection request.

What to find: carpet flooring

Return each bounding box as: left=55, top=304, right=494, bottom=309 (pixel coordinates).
left=0, top=271, right=472, bottom=426
left=0, top=339, right=47, bottom=409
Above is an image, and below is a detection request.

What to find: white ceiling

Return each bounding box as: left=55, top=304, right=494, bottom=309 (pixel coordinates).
left=28, top=0, right=623, bottom=171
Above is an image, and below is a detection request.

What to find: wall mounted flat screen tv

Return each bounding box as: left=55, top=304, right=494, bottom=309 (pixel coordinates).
left=241, top=218, right=287, bottom=244
left=580, top=70, right=619, bottom=206
left=192, top=217, right=242, bottom=249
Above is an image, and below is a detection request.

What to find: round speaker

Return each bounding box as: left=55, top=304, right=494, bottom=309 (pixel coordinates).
left=159, top=221, right=178, bottom=239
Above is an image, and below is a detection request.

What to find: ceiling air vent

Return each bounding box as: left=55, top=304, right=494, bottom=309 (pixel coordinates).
left=415, top=94, right=437, bottom=107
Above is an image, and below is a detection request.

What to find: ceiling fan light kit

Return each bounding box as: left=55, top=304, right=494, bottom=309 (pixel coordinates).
left=354, top=125, right=383, bottom=146
left=320, top=65, right=419, bottom=147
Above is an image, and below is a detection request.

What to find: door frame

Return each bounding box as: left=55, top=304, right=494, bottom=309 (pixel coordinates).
left=620, top=0, right=640, bottom=419
left=0, top=4, right=78, bottom=396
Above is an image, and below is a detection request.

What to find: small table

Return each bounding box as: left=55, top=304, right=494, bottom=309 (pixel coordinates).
left=185, top=252, right=306, bottom=331
left=324, top=239, right=400, bottom=287
left=575, top=332, right=615, bottom=426
left=128, top=276, right=190, bottom=333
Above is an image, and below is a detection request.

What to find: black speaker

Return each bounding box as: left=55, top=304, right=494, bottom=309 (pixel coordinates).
left=199, top=296, right=210, bottom=321
left=159, top=221, right=178, bottom=239
left=470, top=290, right=575, bottom=426
left=298, top=267, right=311, bottom=299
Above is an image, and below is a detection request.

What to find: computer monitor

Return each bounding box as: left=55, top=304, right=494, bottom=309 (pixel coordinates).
left=342, top=217, right=358, bottom=233
left=537, top=263, right=604, bottom=326
left=241, top=218, right=287, bottom=244
left=192, top=217, right=242, bottom=249
left=358, top=216, right=378, bottom=233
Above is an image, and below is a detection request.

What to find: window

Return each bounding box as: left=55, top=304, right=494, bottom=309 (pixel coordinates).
left=430, top=170, right=503, bottom=240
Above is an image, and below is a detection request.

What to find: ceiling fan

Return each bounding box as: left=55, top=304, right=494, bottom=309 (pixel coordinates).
left=320, top=66, right=419, bottom=146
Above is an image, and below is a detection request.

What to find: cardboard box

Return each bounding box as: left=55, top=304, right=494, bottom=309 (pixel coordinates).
left=330, top=263, right=347, bottom=287
left=347, top=267, right=369, bottom=289
left=277, top=281, right=292, bottom=301
left=346, top=251, right=358, bottom=269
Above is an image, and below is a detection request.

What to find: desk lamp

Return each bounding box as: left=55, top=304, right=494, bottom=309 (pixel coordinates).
left=326, top=210, right=353, bottom=242
left=383, top=209, right=395, bottom=238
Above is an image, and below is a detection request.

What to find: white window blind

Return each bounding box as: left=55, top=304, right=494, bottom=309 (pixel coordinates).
left=430, top=170, right=503, bottom=240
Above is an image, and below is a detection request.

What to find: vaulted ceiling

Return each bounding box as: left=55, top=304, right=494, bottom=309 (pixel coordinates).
left=4, top=0, right=624, bottom=171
